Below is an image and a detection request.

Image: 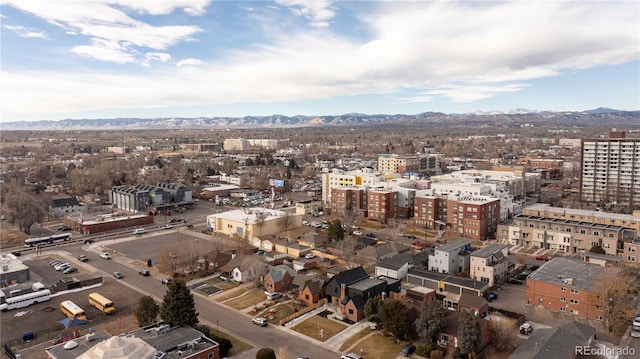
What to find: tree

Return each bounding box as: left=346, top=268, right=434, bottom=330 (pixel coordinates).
left=364, top=296, right=382, bottom=323
left=160, top=280, right=199, bottom=327
left=135, top=295, right=159, bottom=327
left=327, top=219, right=345, bottom=241
left=256, top=348, right=276, bottom=359
left=589, top=244, right=606, bottom=254
left=210, top=333, right=233, bottom=358
left=379, top=299, right=412, bottom=341
left=3, top=184, right=47, bottom=234
left=488, top=319, right=518, bottom=352
left=589, top=268, right=639, bottom=335
left=457, top=310, right=481, bottom=355
left=416, top=298, right=446, bottom=342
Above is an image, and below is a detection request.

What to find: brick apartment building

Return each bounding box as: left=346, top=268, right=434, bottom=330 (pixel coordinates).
left=367, top=189, right=397, bottom=224
left=330, top=187, right=365, bottom=217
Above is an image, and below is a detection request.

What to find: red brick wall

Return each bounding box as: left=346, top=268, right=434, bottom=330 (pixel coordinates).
left=526, top=279, right=603, bottom=320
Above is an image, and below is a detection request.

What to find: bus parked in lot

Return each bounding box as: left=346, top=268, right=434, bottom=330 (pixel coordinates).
left=88, top=293, right=116, bottom=314
left=24, top=233, right=72, bottom=247
left=0, top=289, right=51, bottom=311
left=60, top=300, right=86, bottom=319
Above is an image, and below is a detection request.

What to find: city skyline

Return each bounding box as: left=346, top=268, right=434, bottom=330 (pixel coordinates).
left=1, top=0, right=639, bottom=122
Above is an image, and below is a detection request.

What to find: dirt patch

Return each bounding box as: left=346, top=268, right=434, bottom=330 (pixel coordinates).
left=0, top=225, right=27, bottom=247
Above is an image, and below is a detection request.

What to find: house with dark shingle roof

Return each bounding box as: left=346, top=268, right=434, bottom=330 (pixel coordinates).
left=264, top=265, right=296, bottom=293
left=374, top=250, right=433, bottom=279
left=51, top=195, right=83, bottom=217
left=509, top=321, right=596, bottom=359
left=297, top=276, right=326, bottom=306
left=437, top=311, right=491, bottom=352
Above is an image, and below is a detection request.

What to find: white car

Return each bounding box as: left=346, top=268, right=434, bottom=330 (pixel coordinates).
left=352, top=230, right=363, bottom=236
left=252, top=317, right=268, bottom=326
left=302, top=221, right=311, bottom=226
left=305, top=253, right=316, bottom=259
left=160, top=224, right=173, bottom=230
left=267, top=292, right=282, bottom=300
left=633, top=316, right=640, bottom=328
left=100, top=252, right=112, bottom=259
left=632, top=325, right=640, bottom=338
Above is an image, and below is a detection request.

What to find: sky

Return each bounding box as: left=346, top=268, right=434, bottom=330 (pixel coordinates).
left=1, top=0, right=639, bottom=122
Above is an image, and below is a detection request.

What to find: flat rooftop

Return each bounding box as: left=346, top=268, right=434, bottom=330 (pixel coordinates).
left=528, top=257, right=614, bottom=291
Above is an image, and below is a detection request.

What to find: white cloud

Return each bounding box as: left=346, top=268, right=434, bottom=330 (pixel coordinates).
left=2, top=1, right=639, bottom=119
left=275, top=0, right=335, bottom=27
left=2, top=24, right=47, bottom=38
left=71, top=38, right=136, bottom=64
left=1, top=0, right=204, bottom=62
left=142, top=52, right=173, bottom=67
left=176, top=58, right=203, bottom=67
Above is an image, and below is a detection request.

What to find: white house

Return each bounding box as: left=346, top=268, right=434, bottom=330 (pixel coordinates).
left=469, top=243, right=510, bottom=287
left=428, top=238, right=472, bottom=274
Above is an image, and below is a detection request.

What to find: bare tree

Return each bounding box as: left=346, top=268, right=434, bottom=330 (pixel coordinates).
left=3, top=184, right=47, bottom=234
left=588, top=268, right=639, bottom=335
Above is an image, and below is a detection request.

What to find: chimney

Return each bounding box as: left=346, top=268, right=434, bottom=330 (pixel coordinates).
left=340, top=283, right=347, bottom=299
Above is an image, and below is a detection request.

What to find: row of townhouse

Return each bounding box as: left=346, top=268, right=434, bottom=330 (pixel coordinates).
left=498, top=203, right=640, bottom=261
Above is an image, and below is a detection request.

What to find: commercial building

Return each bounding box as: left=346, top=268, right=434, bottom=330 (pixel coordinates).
left=525, top=257, right=614, bottom=321
left=110, top=182, right=192, bottom=213
left=377, top=154, right=420, bottom=175
left=580, top=131, right=640, bottom=208
left=207, top=207, right=303, bottom=240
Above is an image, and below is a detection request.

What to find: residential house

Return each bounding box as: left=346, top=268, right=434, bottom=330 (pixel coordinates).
left=272, top=239, right=312, bottom=258
left=336, top=276, right=388, bottom=322
left=470, top=243, right=510, bottom=287
left=51, top=196, right=83, bottom=217
left=358, top=242, right=411, bottom=263
left=509, top=321, right=596, bottom=359
left=219, top=255, right=266, bottom=284
left=204, top=251, right=233, bottom=271
left=406, top=269, right=490, bottom=311
left=457, top=292, right=489, bottom=317
left=264, top=265, right=296, bottom=293
left=374, top=251, right=431, bottom=280
left=326, top=267, right=369, bottom=305
left=298, top=232, right=328, bottom=249
left=436, top=312, right=490, bottom=352
left=296, top=276, right=326, bottom=306
left=428, top=238, right=472, bottom=274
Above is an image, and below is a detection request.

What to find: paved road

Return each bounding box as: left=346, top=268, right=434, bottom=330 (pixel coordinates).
left=56, top=238, right=341, bottom=359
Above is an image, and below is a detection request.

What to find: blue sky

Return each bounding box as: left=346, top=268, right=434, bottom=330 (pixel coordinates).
left=1, top=0, right=639, bottom=122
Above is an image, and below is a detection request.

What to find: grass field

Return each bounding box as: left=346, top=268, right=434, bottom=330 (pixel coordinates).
left=209, top=328, right=253, bottom=357
left=261, top=303, right=297, bottom=323
left=214, top=286, right=249, bottom=302
left=225, top=288, right=266, bottom=310
left=346, top=332, right=405, bottom=359
left=291, top=315, right=348, bottom=342
left=338, top=327, right=371, bottom=351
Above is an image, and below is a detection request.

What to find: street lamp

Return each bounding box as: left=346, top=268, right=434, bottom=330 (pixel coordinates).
left=608, top=297, right=613, bottom=333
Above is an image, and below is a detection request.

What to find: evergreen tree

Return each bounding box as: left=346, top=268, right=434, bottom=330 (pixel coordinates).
left=416, top=298, right=446, bottom=342
left=327, top=220, right=345, bottom=241
left=160, top=280, right=199, bottom=327
left=379, top=299, right=411, bottom=341
left=589, top=244, right=606, bottom=254
left=135, top=295, right=159, bottom=327
left=457, top=310, right=481, bottom=355
left=255, top=348, right=276, bottom=359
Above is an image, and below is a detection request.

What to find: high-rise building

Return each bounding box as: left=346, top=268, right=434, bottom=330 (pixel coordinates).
left=580, top=131, right=640, bottom=208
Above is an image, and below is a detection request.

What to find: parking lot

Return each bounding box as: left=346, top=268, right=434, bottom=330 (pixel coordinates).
left=1, top=254, right=145, bottom=343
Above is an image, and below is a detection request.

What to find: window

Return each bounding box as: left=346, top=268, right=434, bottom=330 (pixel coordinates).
left=571, top=289, right=579, bottom=294
left=570, top=309, right=579, bottom=315
left=560, top=307, right=566, bottom=312
left=442, top=334, right=450, bottom=342
left=209, top=354, right=214, bottom=359
left=560, top=297, right=566, bottom=302
left=348, top=309, right=354, bottom=314
left=570, top=299, right=579, bottom=304
left=561, top=287, right=567, bottom=292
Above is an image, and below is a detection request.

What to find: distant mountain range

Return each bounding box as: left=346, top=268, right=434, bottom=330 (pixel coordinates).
left=2, top=108, right=638, bottom=130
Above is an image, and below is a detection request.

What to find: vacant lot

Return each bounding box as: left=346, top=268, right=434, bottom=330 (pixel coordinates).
left=346, top=332, right=405, bottom=358
left=291, top=315, right=348, bottom=342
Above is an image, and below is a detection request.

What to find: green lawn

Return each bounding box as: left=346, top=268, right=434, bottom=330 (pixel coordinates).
left=291, top=315, right=348, bottom=342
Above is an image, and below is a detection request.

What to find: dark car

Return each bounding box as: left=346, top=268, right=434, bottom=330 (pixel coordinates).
left=84, top=239, right=94, bottom=244
left=516, top=272, right=530, bottom=281
left=400, top=344, right=416, bottom=357
left=161, top=278, right=172, bottom=285
left=484, top=292, right=498, bottom=302
left=77, top=255, right=89, bottom=262
left=365, top=233, right=377, bottom=238
left=10, top=251, right=21, bottom=257
left=507, top=278, right=524, bottom=285
left=139, top=270, right=150, bottom=276
left=406, top=235, right=416, bottom=239
left=535, top=255, right=550, bottom=261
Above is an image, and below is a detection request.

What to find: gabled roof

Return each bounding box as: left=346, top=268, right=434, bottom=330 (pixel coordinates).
left=509, top=321, right=596, bottom=359
left=266, top=265, right=296, bottom=283
left=331, top=266, right=368, bottom=286
left=471, top=243, right=508, bottom=258
left=436, top=238, right=472, bottom=253
left=301, top=277, right=326, bottom=295
left=52, top=196, right=80, bottom=208
left=458, top=292, right=488, bottom=309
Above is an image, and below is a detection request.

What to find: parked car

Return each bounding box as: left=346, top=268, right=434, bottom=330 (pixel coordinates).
left=54, top=262, right=70, bottom=271
left=341, top=353, right=363, bottom=359
left=400, top=344, right=416, bottom=357
left=77, top=255, right=89, bottom=262
left=10, top=251, right=21, bottom=257
left=535, top=255, right=550, bottom=261
left=100, top=252, right=111, bottom=259
left=519, top=322, right=534, bottom=335
left=633, top=315, right=640, bottom=327
left=302, top=220, right=311, bottom=226
left=112, top=272, right=123, bottom=279
left=484, top=292, right=498, bottom=302
left=62, top=267, right=78, bottom=274
left=352, top=230, right=363, bottom=236
left=516, top=272, right=530, bottom=281
left=507, top=278, right=524, bottom=285
left=252, top=317, right=268, bottom=327
left=267, top=292, right=282, bottom=300
left=139, top=270, right=150, bottom=276
left=169, top=218, right=181, bottom=223
left=305, top=253, right=316, bottom=259
left=365, top=233, right=377, bottom=238
left=49, top=260, right=62, bottom=267
left=84, top=239, right=94, bottom=244
left=631, top=325, right=640, bottom=338
left=161, top=278, right=172, bottom=285
left=406, top=235, right=416, bottom=239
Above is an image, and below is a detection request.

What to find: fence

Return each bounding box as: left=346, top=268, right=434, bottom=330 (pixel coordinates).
left=278, top=298, right=328, bottom=326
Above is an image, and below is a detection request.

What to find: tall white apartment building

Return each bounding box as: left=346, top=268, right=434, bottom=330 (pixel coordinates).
left=580, top=131, right=640, bottom=208
left=377, top=154, right=420, bottom=175
left=321, top=168, right=386, bottom=206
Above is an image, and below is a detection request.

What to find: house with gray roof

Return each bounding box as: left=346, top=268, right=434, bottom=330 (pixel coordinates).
left=509, top=321, right=595, bottom=359
left=264, top=264, right=296, bottom=293
left=428, top=238, right=472, bottom=274
left=407, top=268, right=490, bottom=311
left=470, top=243, right=510, bottom=287
left=374, top=250, right=432, bottom=279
